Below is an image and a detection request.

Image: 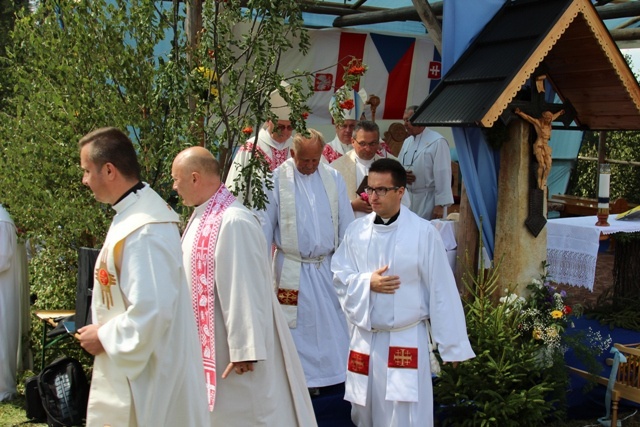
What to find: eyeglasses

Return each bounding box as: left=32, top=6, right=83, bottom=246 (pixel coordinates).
left=364, top=186, right=400, bottom=197
left=354, top=140, right=380, bottom=148
left=339, top=123, right=356, bottom=130
left=276, top=124, right=294, bottom=132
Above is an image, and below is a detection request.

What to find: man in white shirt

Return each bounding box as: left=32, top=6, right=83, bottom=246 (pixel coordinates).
left=172, top=146, right=317, bottom=426
left=258, top=130, right=354, bottom=396
left=77, top=127, right=208, bottom=426
left=399, top=105, right=453, bottom=220
left=332, top=158, right=475, bottom=427
left=331, top=121, right=402, bottom=219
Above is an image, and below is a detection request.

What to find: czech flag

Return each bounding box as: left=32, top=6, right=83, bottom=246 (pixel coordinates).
left=280, top=28, right=439, bottom=123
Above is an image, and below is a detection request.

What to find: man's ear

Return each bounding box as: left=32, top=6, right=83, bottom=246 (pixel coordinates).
left=104, top=163, right=117, bottom=181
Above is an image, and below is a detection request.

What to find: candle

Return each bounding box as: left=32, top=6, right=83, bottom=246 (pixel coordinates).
left=595, top=163, right=611, bottom=226
left=597, top=163, right=611, bottom=209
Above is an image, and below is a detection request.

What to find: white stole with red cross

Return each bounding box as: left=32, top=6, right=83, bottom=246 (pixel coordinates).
left=345, top=207, right=423, bottom=405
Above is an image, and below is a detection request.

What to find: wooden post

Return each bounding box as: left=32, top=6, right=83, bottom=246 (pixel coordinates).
left=494, top=120, right=548, bottom=295
left=186, top=0, right=204, bottom=146
left=411, top=0, right=442, bottom=53
left=454, top=181, right=479, bottom=296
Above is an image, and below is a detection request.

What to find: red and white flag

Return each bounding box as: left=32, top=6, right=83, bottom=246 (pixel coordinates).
left=279, top=28, right=440, bottom=123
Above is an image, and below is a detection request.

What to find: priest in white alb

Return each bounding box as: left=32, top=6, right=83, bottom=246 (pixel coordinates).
left=77, top=127, right=209, bottom=427
left=0, top=204, right=26, bottom=402
left=172, top=146, right=317, bottom=426
left=225, top=82, right=294, bottom=204
left=331, top=158, right=474, bottom=427
left=258, top=129, right=354, bottom=395
left=399, top=105, right=454, bottom=220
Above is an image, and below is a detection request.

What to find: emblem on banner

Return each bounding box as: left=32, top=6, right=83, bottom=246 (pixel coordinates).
left=427, top=61, right=441, bottom=80
left=314, top=73, right=333, bottom=91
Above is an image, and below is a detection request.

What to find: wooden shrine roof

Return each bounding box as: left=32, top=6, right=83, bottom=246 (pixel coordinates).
left=411, top=0, right=640, bottom=131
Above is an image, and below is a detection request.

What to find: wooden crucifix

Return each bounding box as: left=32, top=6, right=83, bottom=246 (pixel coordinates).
left=510, top=72, right=573, bottom=237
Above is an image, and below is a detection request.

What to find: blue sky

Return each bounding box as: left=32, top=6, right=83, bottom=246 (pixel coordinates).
left=622, top=48, right=640, bottom=75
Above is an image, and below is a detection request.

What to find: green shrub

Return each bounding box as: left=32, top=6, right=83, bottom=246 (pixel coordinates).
left=435, top=255, right=611, bottom=427
left=435, top=259, right=562, bottom=427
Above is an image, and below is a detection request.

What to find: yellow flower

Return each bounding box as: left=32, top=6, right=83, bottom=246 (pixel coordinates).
left=533, top=329, right=542, bottom=340
left=551, top=310, right=563, bottom=319
left=546, top=327, right=559, bottom=338
left=196, top=66, right=217, bottom=82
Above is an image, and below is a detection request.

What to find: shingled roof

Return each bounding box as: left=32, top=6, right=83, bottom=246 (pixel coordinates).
left=411, top=0, right=640, bottom=131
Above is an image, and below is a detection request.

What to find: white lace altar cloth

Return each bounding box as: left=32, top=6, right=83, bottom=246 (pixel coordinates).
left=547, top=216, right=640, bottom=290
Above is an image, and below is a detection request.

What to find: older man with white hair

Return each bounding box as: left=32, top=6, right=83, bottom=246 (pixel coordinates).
left=258, top=129, right=354, bottom=397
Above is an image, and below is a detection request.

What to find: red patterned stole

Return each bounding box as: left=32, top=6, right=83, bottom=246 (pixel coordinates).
left=240, top=141, right=289, bottom=171
left=190, top=185, right=236, bottom=411
left=322, top=144, right=342, bottom=163
left=378, top=142, right=392, bottom=157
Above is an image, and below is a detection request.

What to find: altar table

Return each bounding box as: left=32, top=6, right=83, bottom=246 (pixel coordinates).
left=546, top=216, right=640, bottom=290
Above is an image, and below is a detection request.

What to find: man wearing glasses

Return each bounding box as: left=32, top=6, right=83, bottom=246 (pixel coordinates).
left=331, top=121, right=401, bottom=219
left=225, top=83, right=295, bottom=204
left=399, top=105, right=454, bottom=220
left=332, top=158, right=474, bottom=427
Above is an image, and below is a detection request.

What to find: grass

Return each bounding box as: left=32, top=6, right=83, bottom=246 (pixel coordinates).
left=0, top=395, right=47, bottom=427
left=2, top=393, right=640, bottom=427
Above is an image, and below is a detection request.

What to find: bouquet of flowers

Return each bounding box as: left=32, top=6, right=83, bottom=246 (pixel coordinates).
left=500, top=263, right=611, bottom=368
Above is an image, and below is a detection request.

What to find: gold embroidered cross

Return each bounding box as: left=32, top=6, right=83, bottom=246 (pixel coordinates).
left=393, top=349, right=413, bottom=367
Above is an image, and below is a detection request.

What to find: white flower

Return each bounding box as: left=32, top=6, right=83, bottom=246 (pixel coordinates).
left=531, top=278, right=543, bottom=288
left=499, top=293, right=526, bottom=307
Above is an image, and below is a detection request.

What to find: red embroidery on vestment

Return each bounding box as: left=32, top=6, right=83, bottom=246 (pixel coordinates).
left=277, top=288, right=299, bottom=306
left=387, top=347, right=418, bottom=369
left=348, top=350, right=370, bottom=375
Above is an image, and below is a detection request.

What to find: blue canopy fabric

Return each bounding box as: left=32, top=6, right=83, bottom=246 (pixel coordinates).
left=441, top=0, right=586, bottom=259
left=442, top=0, right=505, bottom=261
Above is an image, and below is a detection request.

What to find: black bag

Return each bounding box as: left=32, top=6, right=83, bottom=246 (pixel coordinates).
left=25, top=375, right=47, bottom=422
left=37, top=356, right=89, bottom=427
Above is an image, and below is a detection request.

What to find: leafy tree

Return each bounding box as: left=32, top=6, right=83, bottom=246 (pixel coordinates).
left=1, top=0, right=186, bottom=312
left=0, top=0, right=312, bottom=358
left=567, top=54, right=640, bottom=205
left=0, top=0, right=29, bottom=109
left=194, top=0, right=311, bottom=206
left=568, top=130, right=640, bottom=205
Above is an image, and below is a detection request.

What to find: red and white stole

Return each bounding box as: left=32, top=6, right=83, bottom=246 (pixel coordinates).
left=240, top=141, right=289, bottom=171
left=190, top=185, right=236, bottom=411
left=322, top=144, right=342, bottom=164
